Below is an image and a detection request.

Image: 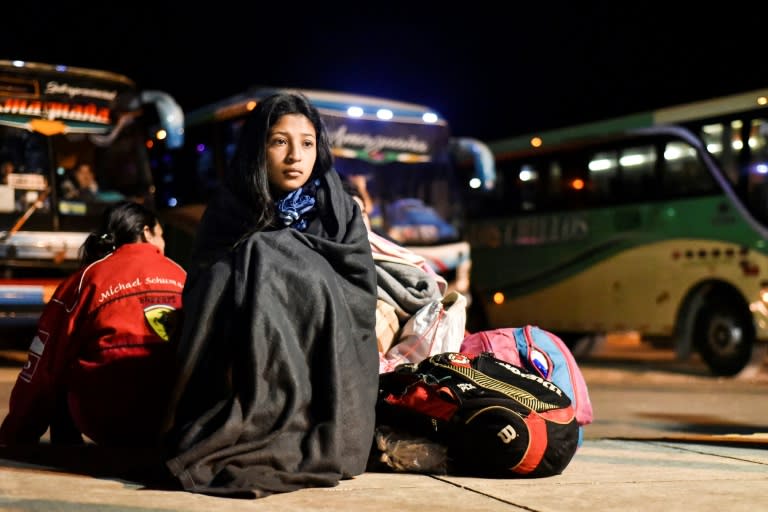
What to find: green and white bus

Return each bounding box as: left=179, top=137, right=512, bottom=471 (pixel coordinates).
left=0, top=59, right=184, bottom=322
left=465, top=87, right=768, bottom=376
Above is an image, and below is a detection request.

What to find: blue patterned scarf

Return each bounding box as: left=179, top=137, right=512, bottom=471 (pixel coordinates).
left=275, top=179, right=320, bottom=231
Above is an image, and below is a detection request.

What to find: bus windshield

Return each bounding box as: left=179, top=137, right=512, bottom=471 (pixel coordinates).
left=683, top=114, right=768, bottom=227
left=0, top=120, right=151, bottom=219
left=0, top=59, right=184, bottom=320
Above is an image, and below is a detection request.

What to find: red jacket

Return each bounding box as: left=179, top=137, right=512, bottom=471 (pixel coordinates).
left=0, top=243, right=186, bottom=446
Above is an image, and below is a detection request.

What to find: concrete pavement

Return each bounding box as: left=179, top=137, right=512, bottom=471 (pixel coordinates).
left=0, top=438, right=767, bottom=511
left=1, top=343, right=768, bottom=511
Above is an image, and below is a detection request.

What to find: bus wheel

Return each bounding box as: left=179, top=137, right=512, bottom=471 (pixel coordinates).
left=694, top=296, right=753, bottom=377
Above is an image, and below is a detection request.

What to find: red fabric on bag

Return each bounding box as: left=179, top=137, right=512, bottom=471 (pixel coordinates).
left=383, top=381, right=458, bottom=421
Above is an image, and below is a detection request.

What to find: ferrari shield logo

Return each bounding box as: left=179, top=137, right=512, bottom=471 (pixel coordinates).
left=144, top=304, right=178, bottom=342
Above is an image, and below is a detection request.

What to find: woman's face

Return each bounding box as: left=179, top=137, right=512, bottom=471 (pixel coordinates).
left=143, top=222, right=166, bottom=254
left=266, top=113, right=317, bottom=193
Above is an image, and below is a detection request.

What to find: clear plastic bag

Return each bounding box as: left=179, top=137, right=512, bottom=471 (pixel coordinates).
left=380, top=291, right=467, bottom=372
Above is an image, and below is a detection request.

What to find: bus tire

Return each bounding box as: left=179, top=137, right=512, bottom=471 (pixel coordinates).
left=694, top=296, right=754, bottom=377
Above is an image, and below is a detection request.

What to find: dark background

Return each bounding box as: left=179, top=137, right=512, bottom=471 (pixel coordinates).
left=5, top=3, right=766, bottom=141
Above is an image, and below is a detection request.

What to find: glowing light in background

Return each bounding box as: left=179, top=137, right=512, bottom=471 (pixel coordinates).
left=347, top=106, right=364, bottom=117
left=589, top=159, right=613, bottom=171
left=519, top=168, right=537, bottom=181
left=422, top=112, right=438, bottom=123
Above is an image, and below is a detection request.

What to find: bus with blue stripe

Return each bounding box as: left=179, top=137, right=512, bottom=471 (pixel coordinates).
left=465, top=88, right=768, bottom=376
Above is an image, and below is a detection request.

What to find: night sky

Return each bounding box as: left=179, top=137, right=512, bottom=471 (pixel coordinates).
left=5, top=3, right=767, bottom=142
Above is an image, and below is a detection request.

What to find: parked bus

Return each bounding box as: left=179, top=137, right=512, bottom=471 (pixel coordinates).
left=160, top=87, right=495, bottom=300
left=464, top=87, right=768, bottom=376
left=0, top=59, right=184, bottom=321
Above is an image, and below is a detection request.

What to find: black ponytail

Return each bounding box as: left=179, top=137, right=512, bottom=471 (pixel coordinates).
left=80, top=201, right=158, bottom=265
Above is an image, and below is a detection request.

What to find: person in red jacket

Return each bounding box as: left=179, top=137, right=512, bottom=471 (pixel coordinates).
left=0, top=200, right=186, bottom=447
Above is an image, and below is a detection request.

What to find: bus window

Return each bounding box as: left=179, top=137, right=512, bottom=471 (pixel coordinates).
left=619, top=144, right=656, bottom=201
left=559, top=153, right=593, bottom=210
left=662, top=139, right=717, bottom=197
left=489, top=157, right=555, bottom=216
left=743, top=117, right=768, bottom=224
left=518, top=163, right=541, bottom=213
left=588, top=149, right=618, bottom=204
left=699, top=122, right=733, bottom=182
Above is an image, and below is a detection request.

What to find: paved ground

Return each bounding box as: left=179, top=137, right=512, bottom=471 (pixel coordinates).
left=1, top=337, right=767, bottom=511
left=1, top=438, right=767, bottom=511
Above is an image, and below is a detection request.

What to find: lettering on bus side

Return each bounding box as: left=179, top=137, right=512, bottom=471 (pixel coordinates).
left=468, top=215, right=589, bottom=248
left=44, top=81, right=118, bottom=101
left=0, top=98, right=110, bottom=124
left=327, top=125, right=431, bottom=154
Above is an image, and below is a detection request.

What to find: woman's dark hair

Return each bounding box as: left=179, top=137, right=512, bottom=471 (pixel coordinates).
left=341, top=177, right=364, bottom=204
left=80, top=200, right=158, bottom=265
left=225, top=92, right=333, bottom=231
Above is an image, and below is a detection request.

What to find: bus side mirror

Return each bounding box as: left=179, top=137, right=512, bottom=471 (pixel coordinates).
left=452, top=137, right=496, bottom=191
left=141, top=90, right=185, bottom=149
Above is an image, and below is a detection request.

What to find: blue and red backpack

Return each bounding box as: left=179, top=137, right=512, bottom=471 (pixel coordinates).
left=460, top=325, right=594, bottom=442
